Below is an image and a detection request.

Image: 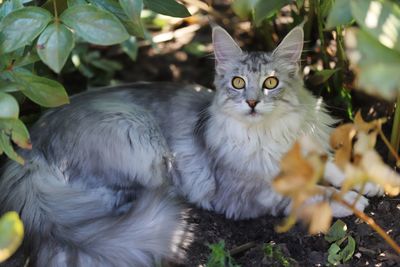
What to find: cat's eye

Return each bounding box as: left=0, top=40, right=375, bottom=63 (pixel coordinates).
left=263, top=76, right=279, bottom=90
left=231, top=76, right=246, bottom=90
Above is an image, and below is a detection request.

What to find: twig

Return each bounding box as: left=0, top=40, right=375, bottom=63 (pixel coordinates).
left=379, top=129, right=400, bottom=167
left=229, top=242, right=256, bottom=256
left=332, top=193, right=400, bottom=254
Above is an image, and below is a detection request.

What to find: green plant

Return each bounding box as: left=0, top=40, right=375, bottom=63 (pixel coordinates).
left=0, top=211, right=24, bottom=263
left=206, top=240, right=240, bottom=267
left=0, top=0, right=191, bottom=163
left=325, top=220, right=356, bottom=265
left=263, top=242, right=296, bottom=267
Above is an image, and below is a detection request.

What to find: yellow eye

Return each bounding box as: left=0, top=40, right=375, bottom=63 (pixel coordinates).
left=231, top=76, right=245, bottom=89
left=263, top=76, right=279, bottom=89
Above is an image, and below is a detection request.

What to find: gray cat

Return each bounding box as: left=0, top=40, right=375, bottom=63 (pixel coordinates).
left=0, top=26, right=381, bottom=266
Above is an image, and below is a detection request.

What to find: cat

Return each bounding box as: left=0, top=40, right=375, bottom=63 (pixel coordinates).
left=0, top=25, right=382, bottom=266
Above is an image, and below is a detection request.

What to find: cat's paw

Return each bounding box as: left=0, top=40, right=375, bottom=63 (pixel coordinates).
left=354, top=182, right=384, bottom=197
left=331, top=190, right=369, bottom=217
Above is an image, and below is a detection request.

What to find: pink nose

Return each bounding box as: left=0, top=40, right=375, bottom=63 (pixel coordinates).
left=246, top=100, right=259, bottom=108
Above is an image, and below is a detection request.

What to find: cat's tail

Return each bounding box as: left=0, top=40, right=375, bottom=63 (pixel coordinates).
left=0, top=157, right=191, bottom=267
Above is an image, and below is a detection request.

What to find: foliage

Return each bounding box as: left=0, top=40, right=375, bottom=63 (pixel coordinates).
left=263, top=243, right=297, bottom=267
left=0, top=0, right=191, bottom=163
left=0, top=211, right=24, bottom=263
left=206, top=241, right=239, bottom=267
left=325, top=220, right=356, bottom=265
left=273, top=111, right=400, bottom=253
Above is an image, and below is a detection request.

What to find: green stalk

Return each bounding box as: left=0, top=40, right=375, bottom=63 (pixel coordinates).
left=389, top=95, right=400, bottom=166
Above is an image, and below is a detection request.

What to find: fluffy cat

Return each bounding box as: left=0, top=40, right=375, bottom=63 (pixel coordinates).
left=0, top=26, right=381, bottom=266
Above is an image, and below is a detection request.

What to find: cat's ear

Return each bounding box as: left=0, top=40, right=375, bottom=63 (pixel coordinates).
left=272, top=26, right=304, bottom=62
left=212, top=26, right=242, bottom=70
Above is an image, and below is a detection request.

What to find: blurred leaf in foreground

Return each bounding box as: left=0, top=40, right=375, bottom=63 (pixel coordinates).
left=0, top=211, right=24, bottom=263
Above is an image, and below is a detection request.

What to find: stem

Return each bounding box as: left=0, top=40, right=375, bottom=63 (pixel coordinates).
left=332, top=194, right=400, bottom=254
left=52, top=0, right=58, bottom=19
left=229, top=242, right=256, bottom=256
left=379, top=129, right=400, bottom=167
left=389, top=95, right=400, bottom=166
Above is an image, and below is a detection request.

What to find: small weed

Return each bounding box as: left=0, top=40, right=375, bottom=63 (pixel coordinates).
left=325, top=220, right=356, bottom=265
left=206, top=240, right=240, bottom=267
left=263, top=242, right=297, bottom=267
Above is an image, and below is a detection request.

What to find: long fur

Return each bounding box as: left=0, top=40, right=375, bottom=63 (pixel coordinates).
left=0, top=89, right=190, bottom=266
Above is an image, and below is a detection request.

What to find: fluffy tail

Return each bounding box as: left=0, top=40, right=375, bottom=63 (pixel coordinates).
left=0, top=157, right=191, bottom=267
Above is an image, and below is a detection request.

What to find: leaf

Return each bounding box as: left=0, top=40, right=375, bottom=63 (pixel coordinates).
left=0, top=211, right=24, bottom=262
left=345, top=28, right=400, bottom=99
left=13, top=72, right=69, bottom=107
left=308, top=69, right=340, bottom=86
left=0, top=92, right=19, bottom=119
left=143, top=0, right=191, bottom=18
left=327, top=243, right=342, bottom=265
left=0, top=119, right=31, bottom=149
left=0, top=81, right=21, bottom=93
left=121, top=36, right=138, bottom=61
left=301, top=202, right=333, bottom=235
left=326, top=0, right=353, bottom=28
left=89, top=0, right=143, bottom=37
left=60, top=4, right=129, bottom=45
left=0, top=7, right=52, bottom=53
left=37, top=23, right=75, bottom=73
left=325, top=219, right=347, bottom=243
left=232, top=0, right=257, bottom=20
left=67, top=0, right=87, bottom=6
left=119, top=0, right=144, bottom=37
left=0, top=131, right=24, bottom=164
left=13, top=51, right=40, bottom=68
left=0, top=0, right=24, bottom=20
left=330, top=124, right=357, bottom=170
left=340, top=236, right=356, bottom=262
left=253, top=0, right=291, bottom=26
left=357, top=63, right=400, bottom=100
left=351, top=0, right=400, bottom=53
left=320, top=0, right=334, bottom=19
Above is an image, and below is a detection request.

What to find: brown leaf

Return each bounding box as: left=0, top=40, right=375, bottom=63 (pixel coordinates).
left=300, top=202, right=333, bottom=235
left=330, top=124, right=356, bottom=169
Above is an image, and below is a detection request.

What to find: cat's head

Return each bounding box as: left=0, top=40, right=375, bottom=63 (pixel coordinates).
left=212, top=26, right=304, bottom=123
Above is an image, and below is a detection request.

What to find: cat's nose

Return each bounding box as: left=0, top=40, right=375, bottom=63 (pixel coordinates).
left=246, top=100, right=259, bottom=109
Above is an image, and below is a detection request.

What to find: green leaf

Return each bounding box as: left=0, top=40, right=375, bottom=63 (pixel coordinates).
left=37, top=23, right=75, bottom=73
left=13, top=51, right=40, bottom=68
left=351, top=0, right=400, bottom=53
left=358, top=63, right=400, bottom=99
left=60, top=4, right=129, bottom=45
left=326, top=0, right=353, bottom=28
left=1, top=118, right=31, bottom=149
left=308, top=69, right=340, bottom=86
left=0, top=131, right=24, bottom=164
left=253, top=0, right=291, bottom=26
left=89, top=0, right=143, bottom=37
left=0, top=0, right=24, bottom=21
left=0, top=211, right=24, bottom=262
left=119, top=0, right=144, bottom=37
left=327, top=243, right=342, bottom=265
left=13, top=72, right=69, bottom=107
left=0, top=7, right=52, bottom=53
left=325, top=219, right=347, bottom=243
left=232, top=0, right=257, bottom=20
left=121, top=36, right=138, bottom=61
left=340, top=236, right=356, bottom=262
left=143, top=0, right=191, bottom=18
left=345, top=28, right=400, bottom=99
left=0, top=81, right=21, bottom=93
left=320, top=0, right=334, bottom=18
left=0, top=92, right=19, bottom=119
left=67, top=0, right=87, bottom=6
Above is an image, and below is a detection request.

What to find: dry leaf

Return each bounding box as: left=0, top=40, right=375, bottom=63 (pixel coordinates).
left=299, top=202, right=333, bottom=234
left=330, top=124, right=356, bottom=169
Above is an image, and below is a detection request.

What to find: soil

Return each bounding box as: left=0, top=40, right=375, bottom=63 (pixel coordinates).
left=3, top=7, right=400, bottom=267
